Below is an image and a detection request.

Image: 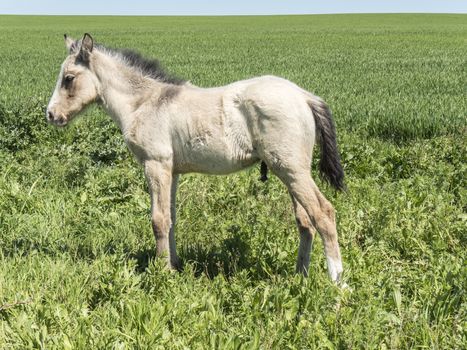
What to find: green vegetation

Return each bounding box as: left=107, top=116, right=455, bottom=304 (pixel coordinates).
left=0, top=14, right=465, bottom=348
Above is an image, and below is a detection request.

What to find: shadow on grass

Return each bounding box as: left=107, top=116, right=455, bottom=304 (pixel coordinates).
left=129, top=230, right=275, bottom=280
left=182, top=233, right=252, bottom=279
left=6, top=229, right=278, bottom=281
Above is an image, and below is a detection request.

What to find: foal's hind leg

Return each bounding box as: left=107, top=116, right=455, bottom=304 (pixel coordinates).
left=277, top=169, right=343, bottom=282
left=291, top=196, right=315, bottom=276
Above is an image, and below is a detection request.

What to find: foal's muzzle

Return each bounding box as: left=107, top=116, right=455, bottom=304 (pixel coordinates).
left=46, top=109, right=68, bottom=127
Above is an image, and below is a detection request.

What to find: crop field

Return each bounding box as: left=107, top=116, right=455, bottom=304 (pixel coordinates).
left=0, top=14, right=465, bottom=349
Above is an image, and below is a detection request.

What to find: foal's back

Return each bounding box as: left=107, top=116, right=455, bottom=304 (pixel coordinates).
left=168, top=75, right=316, bottom=175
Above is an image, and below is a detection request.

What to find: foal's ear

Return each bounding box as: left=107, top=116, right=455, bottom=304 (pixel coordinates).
left=81, top=33, right=93, bottom=52
left=78, top=33, right=94, bottom=62
left=64, top=34, right=78, bottom=54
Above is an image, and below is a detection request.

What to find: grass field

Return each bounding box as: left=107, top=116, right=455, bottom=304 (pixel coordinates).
left=0, top=14, right=466, bottom=349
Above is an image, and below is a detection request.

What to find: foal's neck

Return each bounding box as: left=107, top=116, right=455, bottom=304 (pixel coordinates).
left=91, top=50, right=163, bottom=134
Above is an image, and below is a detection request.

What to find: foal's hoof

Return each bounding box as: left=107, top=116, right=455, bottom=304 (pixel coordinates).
left=170, top=258, right=182, bottom=272
left=339, top=282, right=351, bottom=290
left=336, top=278, right=352, bottom=292
left=333, top=272, right=351, bottom=291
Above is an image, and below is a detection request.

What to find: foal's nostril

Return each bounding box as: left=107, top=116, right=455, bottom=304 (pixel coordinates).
left=47, top=110, right=54, bottom=121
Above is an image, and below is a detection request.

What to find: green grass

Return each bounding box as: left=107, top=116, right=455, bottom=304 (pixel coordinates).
left=0, top=14, right=466, bottom=349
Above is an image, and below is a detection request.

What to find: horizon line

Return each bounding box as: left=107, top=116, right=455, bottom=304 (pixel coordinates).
left=0, top=12, right=465, bottom=17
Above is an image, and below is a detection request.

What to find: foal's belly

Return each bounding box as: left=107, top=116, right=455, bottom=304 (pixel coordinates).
left=172, top=136, right=259, bottom=175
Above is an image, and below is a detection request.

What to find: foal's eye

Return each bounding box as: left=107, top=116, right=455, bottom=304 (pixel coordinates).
left=64, top=75, right=75, bottom=83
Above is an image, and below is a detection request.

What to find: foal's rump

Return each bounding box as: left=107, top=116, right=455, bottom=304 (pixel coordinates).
left=229, top=75, right=344, bottom=190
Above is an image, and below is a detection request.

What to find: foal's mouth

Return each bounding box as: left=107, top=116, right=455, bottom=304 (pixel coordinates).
left=47, top=114, right=70, bottom=127
left=53, top=118, right=69, bottom=127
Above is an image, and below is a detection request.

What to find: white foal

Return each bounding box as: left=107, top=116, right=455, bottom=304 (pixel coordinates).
left=47, top=33, right=346, bottom=283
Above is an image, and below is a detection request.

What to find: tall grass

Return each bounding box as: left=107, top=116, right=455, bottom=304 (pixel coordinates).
left=0, top=14, right=465, bottom=349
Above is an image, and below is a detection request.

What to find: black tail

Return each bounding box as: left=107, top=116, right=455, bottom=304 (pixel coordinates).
left=309, top=97, right=346, bottom=191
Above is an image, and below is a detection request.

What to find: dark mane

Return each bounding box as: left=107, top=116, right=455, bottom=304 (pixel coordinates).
left=112, top=47, right=185, bottom=85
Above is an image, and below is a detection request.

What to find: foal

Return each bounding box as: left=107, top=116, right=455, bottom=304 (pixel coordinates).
left=47, top=34, right=346, bottom=283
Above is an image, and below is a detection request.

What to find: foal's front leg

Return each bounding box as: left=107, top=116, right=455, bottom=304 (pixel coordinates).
left=144, top=160, right=176, bottom=269
left=169, top=174, right=180, bottom=269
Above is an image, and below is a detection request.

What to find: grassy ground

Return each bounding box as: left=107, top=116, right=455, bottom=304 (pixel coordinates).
left=0, top=14, right=466, bottom=349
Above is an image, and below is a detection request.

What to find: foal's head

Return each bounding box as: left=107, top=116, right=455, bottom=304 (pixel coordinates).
left=46, top=33, right=99, bottom=127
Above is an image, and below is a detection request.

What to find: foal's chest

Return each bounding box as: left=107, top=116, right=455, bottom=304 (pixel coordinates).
left=124, top=117, right=172, bottom=164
